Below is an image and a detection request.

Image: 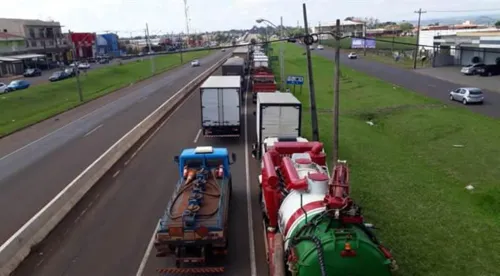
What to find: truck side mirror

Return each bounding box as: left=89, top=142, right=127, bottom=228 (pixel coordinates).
left=253, top=111, right=256, bottom=116
left=230, top=153, right=237, bottom=164
left=174, top=156, right=179, bottom=163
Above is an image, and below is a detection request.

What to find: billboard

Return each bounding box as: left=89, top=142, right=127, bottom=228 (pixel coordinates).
left=351, top=38, right=376, bottom=49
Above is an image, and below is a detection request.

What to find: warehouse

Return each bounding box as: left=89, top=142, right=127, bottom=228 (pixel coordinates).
left=434, top=31, right=500, bottom=66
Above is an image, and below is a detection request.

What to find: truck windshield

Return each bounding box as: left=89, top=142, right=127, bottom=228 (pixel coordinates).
left=206, top=158, right=224, bottom=168
left=254, top=77, right=274, bottom=83
left=184, top=158, right=203, bottom=168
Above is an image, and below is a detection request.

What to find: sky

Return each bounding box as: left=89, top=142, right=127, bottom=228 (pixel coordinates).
left=1, top=0, right=500, bottom=36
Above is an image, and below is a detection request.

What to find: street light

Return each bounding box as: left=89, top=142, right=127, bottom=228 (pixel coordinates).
left=255, top=17, right=286, bottom=91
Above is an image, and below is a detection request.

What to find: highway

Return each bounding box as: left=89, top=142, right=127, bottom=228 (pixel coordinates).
left=312, top=46, right=500, bottom=118
left=0, top=51, right=229, bottom=246
left=13, top=68, right=269, bottom=276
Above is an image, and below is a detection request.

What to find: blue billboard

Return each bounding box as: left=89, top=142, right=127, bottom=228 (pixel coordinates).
left=351, top=38, right=376, bottom=49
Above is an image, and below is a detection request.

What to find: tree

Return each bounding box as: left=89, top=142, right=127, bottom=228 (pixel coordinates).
left=399, top=22, right=414, bottom=31
left=495, top=20, right=500, bottom=28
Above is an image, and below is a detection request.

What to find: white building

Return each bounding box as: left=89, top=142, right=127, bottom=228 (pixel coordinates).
left=420, top=27, right=498, bottom=53
left=311, top=20, right=364, bottom=40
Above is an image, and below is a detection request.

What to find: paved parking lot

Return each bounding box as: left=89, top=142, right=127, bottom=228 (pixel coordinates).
left=415, top=66, right=500, bottom=93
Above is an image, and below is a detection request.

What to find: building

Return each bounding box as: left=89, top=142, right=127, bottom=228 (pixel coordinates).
left=96, top=33, right=120, bottom=57
left=433, top=30, right=500, bottom=66
left=67, top=32, right=96, bottom=60
left=418, top=20, right=495, bottom=53
left=0, top=18, right=69, bottom=62
left=0, top=32, right=26, bottom=54
left=312, top=20, right=365, bottom=40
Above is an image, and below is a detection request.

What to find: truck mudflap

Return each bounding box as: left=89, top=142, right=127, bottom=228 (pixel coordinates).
left=157, top=267, right=225, bottom=275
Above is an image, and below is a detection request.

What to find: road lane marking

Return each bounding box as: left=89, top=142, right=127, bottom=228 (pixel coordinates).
left=83, top=124, right=103, bottom=137
left=193, top=129, right=202, bottom=143
left=124, top=92, right=196, bottom=167
left=0, top=58, right=228, bottom=270
left=112, top=170, right=121, bottom=178
left=244, top=84, right=257, bottom=276
left=0, top=53, right=225, bottom=162
left=136, top=219, right=160, bottom=276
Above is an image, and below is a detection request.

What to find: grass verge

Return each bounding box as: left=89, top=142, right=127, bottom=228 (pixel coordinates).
left=283, top=43, right=500, bottom=276
left=0, top=50, right=211, bottom=137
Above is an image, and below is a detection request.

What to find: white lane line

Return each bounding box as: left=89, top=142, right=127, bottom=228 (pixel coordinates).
left=83, top=124, right=103, bottom=137
left=244, top=89, right=257, bottom=276
left=112, top=170, right=121, bottom=178
left=193, top=129, right=202, bottom=143
left=136, top=219, right=160, bottom=276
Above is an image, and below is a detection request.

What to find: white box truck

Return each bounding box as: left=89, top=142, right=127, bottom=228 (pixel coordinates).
left=251, top=92, right=302, bottom=158
left=200, top=76, right=241, bottom=137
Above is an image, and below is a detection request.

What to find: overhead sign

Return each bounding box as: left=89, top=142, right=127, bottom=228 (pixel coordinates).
left=351, top=38, right=376, bottom=49
left=286, top=75, right=304, bottom=85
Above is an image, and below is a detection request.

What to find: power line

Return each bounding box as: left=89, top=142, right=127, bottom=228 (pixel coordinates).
left=426, top=8, right=500, bottom=13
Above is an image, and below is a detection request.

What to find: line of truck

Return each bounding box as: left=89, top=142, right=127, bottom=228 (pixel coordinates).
left=151, top=43, right=397, bottom=275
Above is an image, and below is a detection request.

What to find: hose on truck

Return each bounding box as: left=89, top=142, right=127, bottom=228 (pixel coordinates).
left=168, top=169, right=221, bottom=219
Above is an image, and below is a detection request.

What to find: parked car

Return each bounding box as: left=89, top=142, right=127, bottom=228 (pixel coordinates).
left=309, top=45, right=315, bottom=50
left=4, top=80, right=30, bottom=92
left=477, top=64, right=500, bottom=76
left=460, top=63, right=486, bottom=75
left=98, top=58, right=110, bottom=64
left=449, top=87, right=484, bottom=105
left=65, top=67, right=77, bottom=77
left=78, top=62, right=91, bottom=70
left=49, top=71, right=69, bottom=82
left=191, top=59, right=200, bottom=67
left=0, top=82, right=6, bottom=93
left=287, top=38, right=297, bottom=43
left=316, top=45, right=324, bottom=50
left=23, top=68, right=42, bottom=77
left=348, top=52, right=358, bottom=59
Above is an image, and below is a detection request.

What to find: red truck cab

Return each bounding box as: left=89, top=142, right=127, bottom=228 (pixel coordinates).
left=252, top=67, right=277, bottom=103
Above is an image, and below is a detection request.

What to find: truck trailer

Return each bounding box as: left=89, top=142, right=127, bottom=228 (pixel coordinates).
left=221, top=57, right=245, bottom=77
left=154, top=146, right=236, bottom=274
left=252, top=92, right=302, bottom=159
left=200, top=76, right=242, bottom=137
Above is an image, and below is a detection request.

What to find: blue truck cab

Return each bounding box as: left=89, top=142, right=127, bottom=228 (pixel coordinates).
left=174, top=146, right=236, bottom=178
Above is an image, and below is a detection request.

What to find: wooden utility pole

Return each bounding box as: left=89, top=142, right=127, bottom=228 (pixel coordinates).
left=302, top=3, right=319, bottom=141
left=413, top=8, right=427, bottom=69
left=333, top=19, right=341, bottom=164
left=68, top=30, right=83, bottom=102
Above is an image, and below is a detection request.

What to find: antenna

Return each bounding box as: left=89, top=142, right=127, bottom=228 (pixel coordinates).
left=183, top=0, right=190, bottom=39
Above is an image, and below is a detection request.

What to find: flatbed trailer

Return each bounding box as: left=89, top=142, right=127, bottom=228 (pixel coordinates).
left=154, top=146, right=236, bottom=274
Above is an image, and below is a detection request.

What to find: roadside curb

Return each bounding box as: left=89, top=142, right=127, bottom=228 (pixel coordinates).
left=0, top=52, right=231, bottom=276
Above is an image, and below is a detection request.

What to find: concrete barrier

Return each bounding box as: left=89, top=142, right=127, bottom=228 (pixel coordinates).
left=0, top=53, right=232, bottom=276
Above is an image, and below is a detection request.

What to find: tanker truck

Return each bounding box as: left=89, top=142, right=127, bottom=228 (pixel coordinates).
left=259, top=141, right=398, bottom=276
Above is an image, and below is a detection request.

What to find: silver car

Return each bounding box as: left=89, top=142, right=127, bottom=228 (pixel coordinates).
left=449, top=87, right=484, bottom=105
left=460, top=63, right=485, bottom=75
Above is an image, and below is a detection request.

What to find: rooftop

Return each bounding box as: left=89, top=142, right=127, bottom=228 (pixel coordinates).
left=0, top=17, right=61, bottom=27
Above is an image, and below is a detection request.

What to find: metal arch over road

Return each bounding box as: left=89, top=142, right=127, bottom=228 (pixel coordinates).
left=0, top=51, right=228, bottom=247
left=311, top=46, right=500, bottom=118
left=11, top=67, right=268, bottom=276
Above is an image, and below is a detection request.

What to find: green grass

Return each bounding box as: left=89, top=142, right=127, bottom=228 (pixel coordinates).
left=283, top=43, right=500, bottom=276
left=0, top=50, right=211, bottom=137
left=323, top=36, right=417, bottom=50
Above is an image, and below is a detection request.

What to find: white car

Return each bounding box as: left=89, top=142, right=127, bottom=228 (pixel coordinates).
left=191, top=60, right=200, bottom=67
left=449, top=87, right=484, bottom=105
left=309, top=45, right=315, bottom=50
left=460, top=63, right=485, bottom=75
left=316, top=45, right=324, bottom=50
left=0, top=82, right=6, bottom=93
left=78, top=63, right=91, bottom=70
left=348, top=52, right=358, bottom=59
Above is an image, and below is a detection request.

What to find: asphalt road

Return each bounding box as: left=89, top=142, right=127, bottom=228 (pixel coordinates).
left=13, top=68, right=269, bottom=276
left=311, top=46, right=500, bottom=118
left=0, top=51, right=229, bottom=246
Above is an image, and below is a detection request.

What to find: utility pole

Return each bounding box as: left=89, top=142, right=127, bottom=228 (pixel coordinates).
left=413, top=8, right=426, bottom=69
left=333, top=19, right=341, bottom=164
left=145, top=23, right=155, bottom=74
left=363, top=22, right=367, bottom=56
left=68, top=30, right=84, bottom=102
left=280, top=16, right=285, bottom=91
left=318, top=21, right=321, bottom=45
left=183, top=0, right=190, bottom=48
left=302, top=3, right=319, bottom=141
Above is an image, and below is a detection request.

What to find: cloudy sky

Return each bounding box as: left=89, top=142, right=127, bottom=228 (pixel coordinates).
left=1, top=0, right=500, bottom=36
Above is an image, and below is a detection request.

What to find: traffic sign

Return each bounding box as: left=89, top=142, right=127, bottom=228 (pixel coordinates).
left=286, top=75, right=304, bottom=85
